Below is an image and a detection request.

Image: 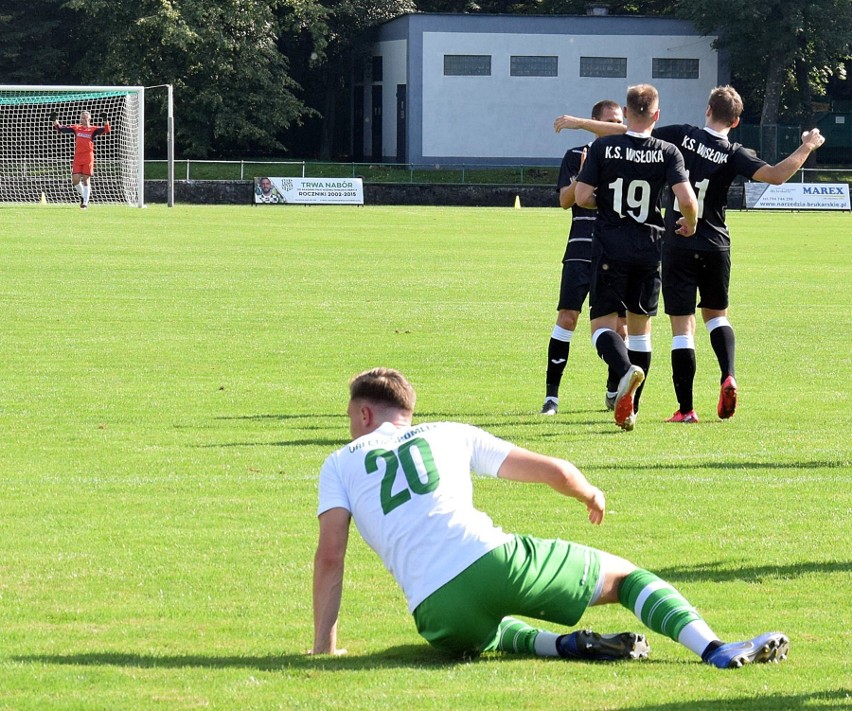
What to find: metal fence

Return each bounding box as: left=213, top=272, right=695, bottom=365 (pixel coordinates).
left=145, top=160, right=559, bottom=185
left=145, top=158, right=851, bottom=186
left=731, top=122, right=852, bottom=164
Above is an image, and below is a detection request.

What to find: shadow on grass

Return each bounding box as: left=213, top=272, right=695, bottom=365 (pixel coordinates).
left=205, top=413, right=851, bottom=464
left=587, top=459, right=848, bottom=470
left=619, top=689, right=850, bottom=711
left=215, top=414, right=347, bottom=422
left=212, top=411, right=613, bottom=426
left=201, top=411, right=621, bottom=449
left=13, top=645, right=468, bottom=672
left=15, top=644, right=688, bottom=673
left=652, top=559, right=851, bottom=584
left=200, top=438, right=346, bottom=448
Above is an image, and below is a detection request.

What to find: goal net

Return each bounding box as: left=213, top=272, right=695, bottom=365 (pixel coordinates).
left=0, top=85, right=145, bottom=207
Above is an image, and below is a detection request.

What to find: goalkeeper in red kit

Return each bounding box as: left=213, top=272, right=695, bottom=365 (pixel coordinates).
left=51, top=110, right=111, bottom=209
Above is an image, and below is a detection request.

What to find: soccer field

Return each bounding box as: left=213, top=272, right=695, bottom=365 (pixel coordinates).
left=0, top=205, right=850, bottom=709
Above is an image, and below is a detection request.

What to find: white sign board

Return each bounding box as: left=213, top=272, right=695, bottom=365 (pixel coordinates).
left=254, top=177, right=364, bottom=205
left=745, top=182, right=850, bottom=210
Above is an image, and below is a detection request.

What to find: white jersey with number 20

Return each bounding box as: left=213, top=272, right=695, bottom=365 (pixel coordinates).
left=318, top=421, right=514, bottom=611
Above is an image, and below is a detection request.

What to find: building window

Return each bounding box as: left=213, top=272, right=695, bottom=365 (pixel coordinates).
left=652, top=58, right=699, bottom=79
left=372, top=56, right=383, bottom=82
left=511, top=56, right=558, bottom=77
left=580, top=57, right=627, bottom=78
left=444, top=55, right=492, bottom=76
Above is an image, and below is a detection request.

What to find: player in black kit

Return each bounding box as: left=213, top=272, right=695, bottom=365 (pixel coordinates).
left=574, top=84, right=698, bottom=431
left=541, top=100, right=625, bottom=417
left=556, top=86, right=825, bottom=422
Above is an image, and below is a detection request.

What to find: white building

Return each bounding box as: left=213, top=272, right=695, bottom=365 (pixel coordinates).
left=355, top=13, right=724, bottom=166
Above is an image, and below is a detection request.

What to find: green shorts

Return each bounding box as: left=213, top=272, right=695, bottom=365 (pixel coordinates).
left=412, top=534, right=601, bottom=657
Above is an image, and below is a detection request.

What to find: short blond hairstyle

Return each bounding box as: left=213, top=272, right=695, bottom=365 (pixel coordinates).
left=349, top=368, right=416, bottom=412
left=626, top=84, right=659, bottom=117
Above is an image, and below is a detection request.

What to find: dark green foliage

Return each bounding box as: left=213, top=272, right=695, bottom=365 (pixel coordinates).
left=0, top=0, right=73, bottom=83
left=678, top=0, right=852, bottom=127
left=0, top=0, right=848, bottom=158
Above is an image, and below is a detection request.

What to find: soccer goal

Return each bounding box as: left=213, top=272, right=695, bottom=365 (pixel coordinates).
left=0, top=85, right=145, bottom=207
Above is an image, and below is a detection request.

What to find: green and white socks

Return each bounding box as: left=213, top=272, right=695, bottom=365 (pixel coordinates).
left=496, top=569, right=723, bottom=661
left=618, top=569, right=720, bottom=657
left=497, top=616, right=561, bottom=656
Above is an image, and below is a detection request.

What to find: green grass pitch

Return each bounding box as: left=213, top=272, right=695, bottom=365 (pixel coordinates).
left=0, top=204, right=849, bottom=709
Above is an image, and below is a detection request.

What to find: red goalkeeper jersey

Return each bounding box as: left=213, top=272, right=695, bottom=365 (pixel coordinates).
left=55, top=122, right=110, bottom=162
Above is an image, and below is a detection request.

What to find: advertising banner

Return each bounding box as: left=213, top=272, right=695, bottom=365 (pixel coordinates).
left=254, top=177, right=364, bottom=205
left=744, top=182, right=850, bottom=210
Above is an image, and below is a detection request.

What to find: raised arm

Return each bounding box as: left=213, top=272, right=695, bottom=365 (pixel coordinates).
left=311, top=507, right=351, bottom=655
left=554, top=115, right=627, bottom=137
left=751, top=129, right=825, bottom=185
left=497, top=447, right=605, bottom=524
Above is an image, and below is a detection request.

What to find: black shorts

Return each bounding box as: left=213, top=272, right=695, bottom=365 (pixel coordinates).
left=662, top=245, right=731, bottom=315
left=590, top=256, right=661, bottom=320
left=557, top=259, right=592, bottom=312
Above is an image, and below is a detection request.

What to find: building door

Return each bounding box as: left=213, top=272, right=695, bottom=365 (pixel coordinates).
left=353, top=86, right=364, bottom=162
left=371, top=85, right=383, bottom=162
left=396, top=85, right=407, bottom=164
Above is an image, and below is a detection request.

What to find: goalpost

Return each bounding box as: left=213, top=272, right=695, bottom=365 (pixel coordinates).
left=0, top=85, right=145, bottom=207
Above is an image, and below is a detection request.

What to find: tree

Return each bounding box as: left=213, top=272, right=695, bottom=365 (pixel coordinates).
left=0, top=1, right=73, bottom=84
left=63, top=0, right=322, bottom=158
left=300, top=0, right=416, bottom=159
left=678, top=0, right=852, bottom=161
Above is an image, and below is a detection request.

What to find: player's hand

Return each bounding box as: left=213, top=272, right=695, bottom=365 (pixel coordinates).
left=585, top=487, right=606, bottom=525
left=49, top=111, right=58, bottom=122
left=801, top=128, right=824, bottom=151
left=99, top=113, right=109, bottom=123
left=554, top=115, right=583, bottom=133
left=675, top=216, right=697, bottom=237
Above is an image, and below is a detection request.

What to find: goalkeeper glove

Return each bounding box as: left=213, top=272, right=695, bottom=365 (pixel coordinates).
left=49, top=111, right=58, bottom=122
left=99, top=113, right=108, bottom=123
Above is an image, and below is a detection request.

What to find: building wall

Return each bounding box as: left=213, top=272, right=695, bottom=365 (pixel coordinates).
left=371, top=14, right=724, bottom=166
left=380, top=39, right=408, bottom=161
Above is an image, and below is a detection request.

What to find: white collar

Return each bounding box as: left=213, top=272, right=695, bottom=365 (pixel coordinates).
left=626, top=130, right=652, bottom=138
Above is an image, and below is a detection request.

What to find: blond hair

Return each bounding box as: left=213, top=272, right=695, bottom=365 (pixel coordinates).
left=626, top=84, right=659, bottom=117
left=349, top=368, right=416, bottom=412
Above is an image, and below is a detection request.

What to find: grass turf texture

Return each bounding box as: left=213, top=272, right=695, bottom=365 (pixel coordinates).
left=0, top=205, right=849, bottom=710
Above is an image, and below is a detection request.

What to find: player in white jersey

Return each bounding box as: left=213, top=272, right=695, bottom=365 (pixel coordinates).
left=311, top=367, right=789, bottom=668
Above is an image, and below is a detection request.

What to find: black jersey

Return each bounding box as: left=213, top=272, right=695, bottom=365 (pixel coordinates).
left=653, top=124, right=767, bottom=251
left=556, top=143, right=596, bottom=263
left=577, top=132, right=689, bottom=266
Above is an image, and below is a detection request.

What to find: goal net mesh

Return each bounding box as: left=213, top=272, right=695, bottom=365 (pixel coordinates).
left=0, top=87, right=142, bottom=206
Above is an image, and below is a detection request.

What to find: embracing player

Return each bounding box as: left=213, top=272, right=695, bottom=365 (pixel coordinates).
left=555, top=85, right=825, bottom=422
left=540, top=99, right=627, bottom=417
left=572, top=85, right=698, bottom=431
left=52, top=110, right=111, bottom=209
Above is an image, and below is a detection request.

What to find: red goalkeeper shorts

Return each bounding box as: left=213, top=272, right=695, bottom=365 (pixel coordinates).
left=72, top=160, right=94, bottom=177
